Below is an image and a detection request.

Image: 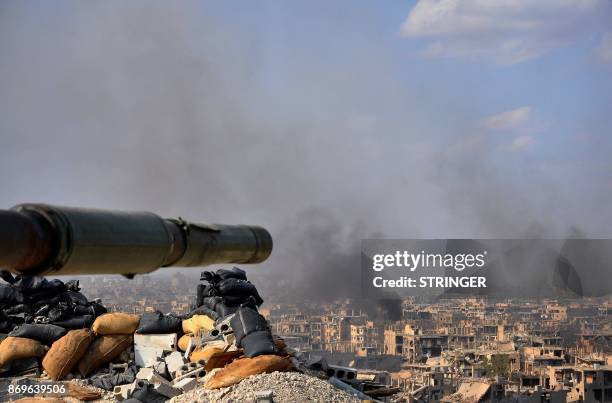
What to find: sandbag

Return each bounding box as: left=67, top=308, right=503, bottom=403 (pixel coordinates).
left=4, top=304, right=30, bottom=315
left=78, top=334, right=133, bottom=377
left=48, top=304, right=70, bottom=322
left=204, top=350, right=244, bottom=371
left=52, top=314, right=94, bottom=330
left=66, top=290, right=89, bottom=306
left=200, top=267, right=247, bottom=283
left=217, top=278, right=262, bottom=304
left=182, top=315, right=215, bottom=334
left=42, top=329, right=94, bottom=380
left=205, top=355, right=293, bottom=389
left=216, top=267, right=247, bottom=281
left=184, top=305, right=220, bottom=321
left=13, top=277, right=64, bottom=293
left=230, top=307, right=276, bottom=357
left=189, top=340, right=227, bottom=362
left=0, top=283, right=24, bottom=304
left=178, top=334, right=193, bottom=352
left=73, top=303, right=107, bottom=317
left=9, top=324, right=67, bottom=345
left=0, top=337, right=47, bottom=368
left=0, top=315, right=24, bottom=333
left=230, top=307, right=269, bottom=343
left=240, top=330, right=277, bottom=358
left=90, top=364, right=138, bottom=391
left=136, top=311, right=182, bottom=334
left=202, top=297, right=239, bottom=317
left=92, top=313, right=140, bottom=335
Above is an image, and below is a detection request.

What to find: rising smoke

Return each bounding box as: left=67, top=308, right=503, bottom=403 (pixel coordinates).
left=0, top=2, right=610, bottom=307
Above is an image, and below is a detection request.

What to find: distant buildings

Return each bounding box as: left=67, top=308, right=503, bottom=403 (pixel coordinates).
left=79, top=275, right=611, bottom=402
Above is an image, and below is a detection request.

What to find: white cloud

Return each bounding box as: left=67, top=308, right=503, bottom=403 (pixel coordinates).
left=401, top=0, right=612, bottom=64
left=509, top=135, right=535, bottom=151
left=479, top=106, right=532, bottom=131
left=596, top=33, right=612, bottom=63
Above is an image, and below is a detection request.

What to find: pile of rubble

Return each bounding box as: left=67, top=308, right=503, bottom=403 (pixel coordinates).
left=171, top=371, right=362, bottom=403
left=0, top=268, right=391, bottom=402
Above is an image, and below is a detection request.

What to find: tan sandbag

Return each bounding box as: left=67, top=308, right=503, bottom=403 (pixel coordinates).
left=188, top=340, right=225, bottom=362
left=189, top=340, right=226, bottom=362
left=182, top=315, right=215, bottom=334
left=203, top=350, right=243, bottom=371
left=205, top=355, right=294, bottom=389
left=0, top=337, right=47, bottom=368
left=91, top=313, right=140, bottom=335
left=77, top=334, right=133, bottom=377
left=42, top=329, right=94, bottom=381
left=178, top=334, right=192, bottom=351
left=190, top=346, right=222, bottom=363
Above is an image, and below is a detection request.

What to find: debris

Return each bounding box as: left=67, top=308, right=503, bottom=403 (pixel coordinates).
left=255, top=389, right=274, bottom=403
left=133, top=333, right=177, bottom=368
left=66, top=382, right=102, bottom=401
left=136, top=367, right=169, bottom=385
left=173, top=376, right=197, bottom=392
left=130, top=380, right=167, bottom=403
left=90, top=363, right=138, bottom=391
left=113, top=381, right=137, bottom=400
left=171, top=371, right=361, bottom=403
left=329, top=377, right=378, bottom=401
left=164, top=351, right=187, bottom=377
left=152, top=379, right=181, bottom=398
left=172, top=365, right=206, bottom=384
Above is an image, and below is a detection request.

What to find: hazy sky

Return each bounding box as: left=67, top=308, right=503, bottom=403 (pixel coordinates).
left=1, top=1, right=611, bottom=296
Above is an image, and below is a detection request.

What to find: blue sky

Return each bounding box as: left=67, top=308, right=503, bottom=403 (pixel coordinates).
left=1, top=0, right=611, bottom=254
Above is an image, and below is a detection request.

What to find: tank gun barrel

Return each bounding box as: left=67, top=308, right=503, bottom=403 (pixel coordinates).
left=0, top=204, right=272, bottom=276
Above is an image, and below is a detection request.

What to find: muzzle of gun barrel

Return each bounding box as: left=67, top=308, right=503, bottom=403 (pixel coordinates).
left=0, top=204, right=272, bottom=276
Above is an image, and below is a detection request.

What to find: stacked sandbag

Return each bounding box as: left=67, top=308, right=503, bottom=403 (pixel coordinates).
left=194, top=267, right=263, bottom=318
left=77, top=334, right=133, bottom=377
left=191, top=267, right=277, bottom=358
left=91, top=313, right=140, bottom=335
left=230, top=307, right=277, bottom=358
left=0, top=336, right=48, bottom=369
left=0, top=272, right=107, bottom=332
left=177, top=314, right=215, bottom=353
left=8, top=323, right=67, bottom=345
left=42, top=328, right=94, bottom=380
left=136, top=311, right=182, bottom=334
left=73, top=313, right=140, bottom=377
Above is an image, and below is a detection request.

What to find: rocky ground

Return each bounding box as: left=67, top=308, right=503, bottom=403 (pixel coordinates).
left=170, top=371, right=361, bottom=403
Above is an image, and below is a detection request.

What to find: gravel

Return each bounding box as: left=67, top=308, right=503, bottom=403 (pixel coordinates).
left=170, top=371, right=362, bottom=403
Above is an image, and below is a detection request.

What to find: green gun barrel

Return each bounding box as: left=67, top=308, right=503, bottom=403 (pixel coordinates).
left=0, top=204, right=272, bottom=276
